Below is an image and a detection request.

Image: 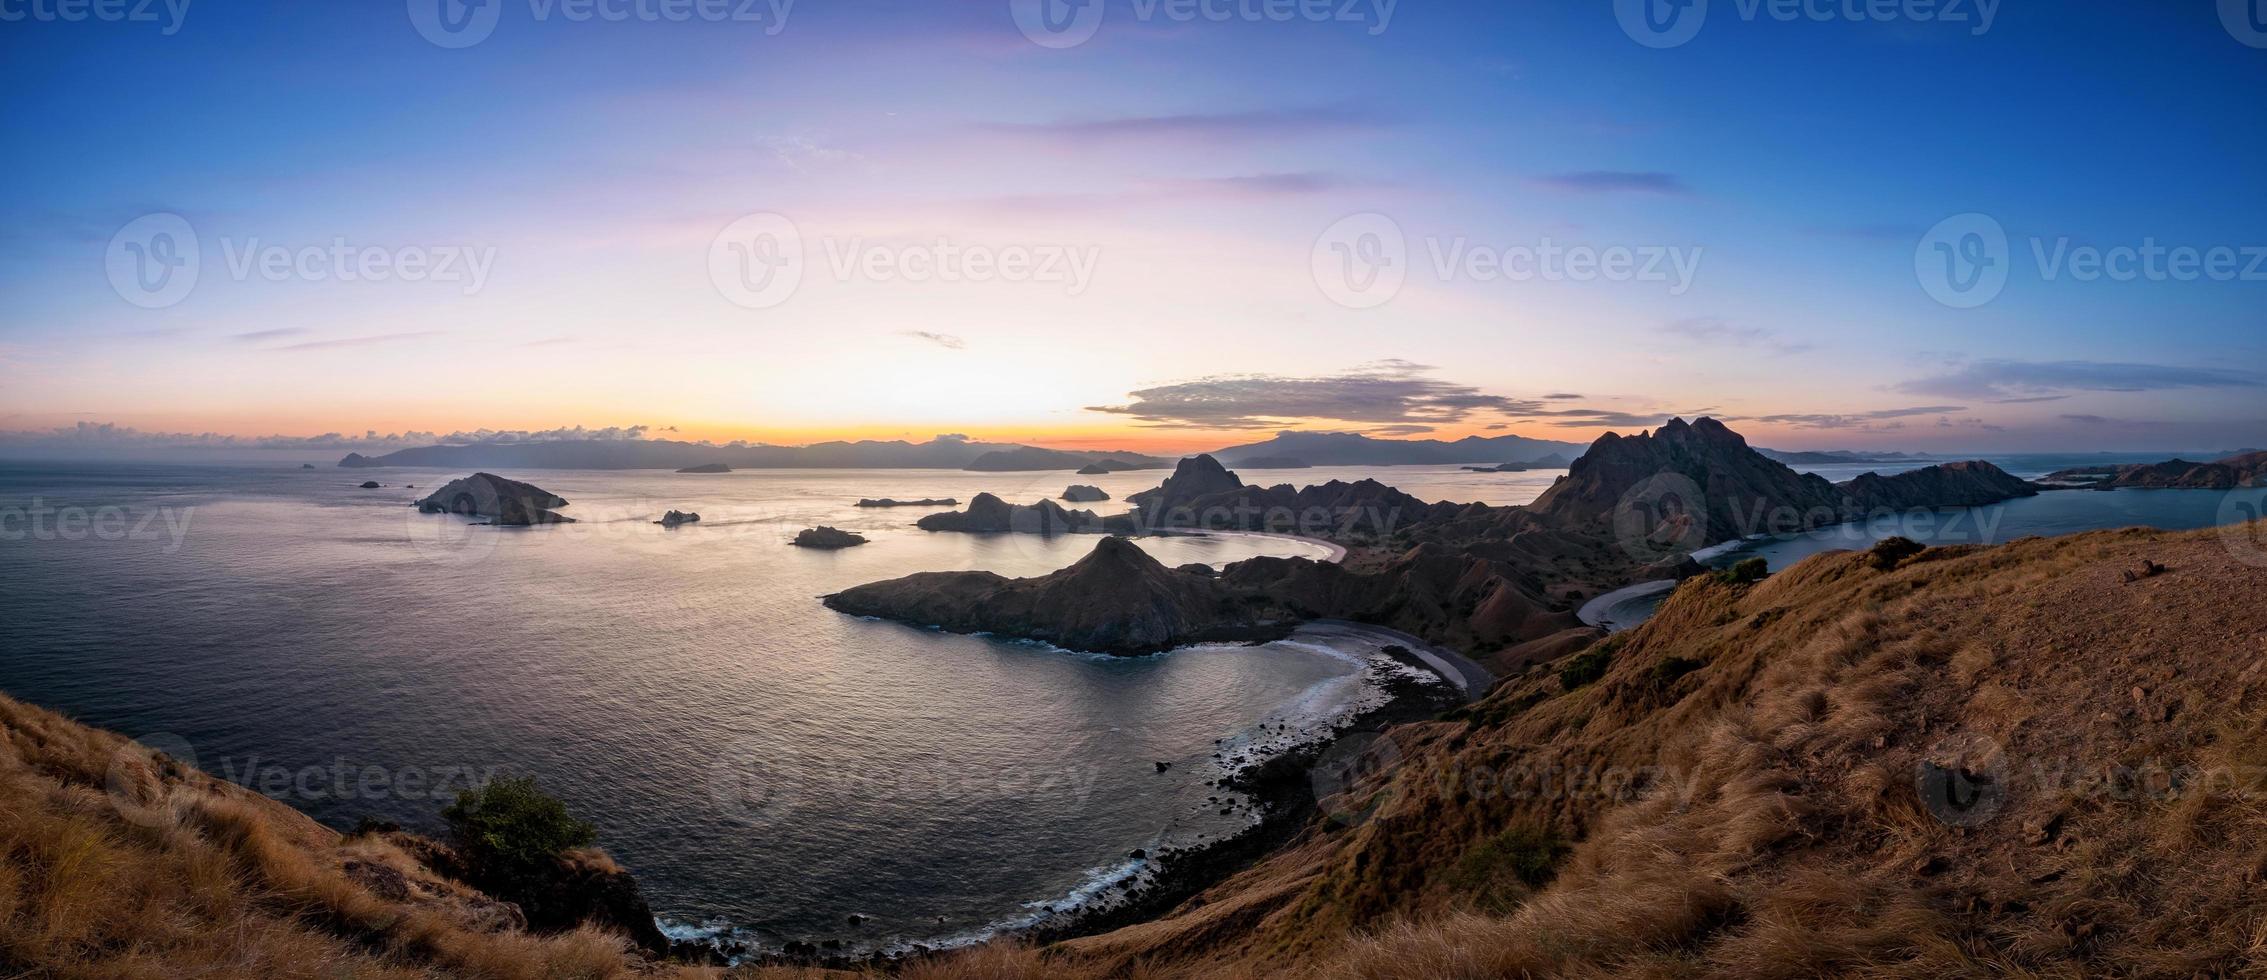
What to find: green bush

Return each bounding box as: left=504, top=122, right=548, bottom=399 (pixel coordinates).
left=442, top=776, right=595, bottom=877
left=1648, top=656, right=1704, bottom=690
left=1715, top=557, right=1769, bottom=586
left=1557, top=645, right=1613, bottom=690
left=1869, top=535, right=1927, bottom=570
left=1448, top=824, right=1570, bottom=912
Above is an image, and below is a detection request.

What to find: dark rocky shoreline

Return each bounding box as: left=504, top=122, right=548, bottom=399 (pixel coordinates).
left=678, top=646, right=1462, bottom=969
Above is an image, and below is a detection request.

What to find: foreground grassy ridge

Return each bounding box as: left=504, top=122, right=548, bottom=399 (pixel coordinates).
left=0, top=693, right=707, bottom=979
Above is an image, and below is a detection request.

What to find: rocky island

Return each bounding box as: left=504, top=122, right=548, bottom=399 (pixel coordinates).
left=414, top=473, right=575, bottom=525
left=792, top=526, right=868, bottom=549
left=675, top=462, right=731, bottom=474
left=825, top=535, right=1295, bottom=654
left=654, top=510, right=700, bottom=527
left=1061, top=484, right=1110, bottom=502
left=2044, top=451, right=2267, bottom=489
left=915, top=493, right=1105, bottom=534
left=855, top=497, right=958, bottom=508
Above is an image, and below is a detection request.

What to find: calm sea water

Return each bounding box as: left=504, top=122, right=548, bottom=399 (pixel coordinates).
left=0, top=461, right=1419, bottom=953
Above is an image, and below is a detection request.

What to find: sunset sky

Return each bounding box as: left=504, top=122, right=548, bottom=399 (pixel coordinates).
left=2, top=0, right=2264, bottom=454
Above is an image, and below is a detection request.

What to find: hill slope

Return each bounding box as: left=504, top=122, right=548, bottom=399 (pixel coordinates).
left=1030, top=520, right=2267, bottom=977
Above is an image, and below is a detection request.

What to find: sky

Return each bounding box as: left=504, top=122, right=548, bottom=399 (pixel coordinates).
left=2, top=0, right=2264, bottom=455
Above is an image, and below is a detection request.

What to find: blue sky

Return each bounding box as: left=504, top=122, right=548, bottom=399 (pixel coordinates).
left=2, top=0, right=2263, bottom=452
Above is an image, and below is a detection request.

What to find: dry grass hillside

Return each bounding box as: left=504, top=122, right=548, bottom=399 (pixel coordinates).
left=1020, top=521, right=2267, bottom=977
left=0, top=693, right=706, bottom=979
left=9, top=520, right=2267, bottom=978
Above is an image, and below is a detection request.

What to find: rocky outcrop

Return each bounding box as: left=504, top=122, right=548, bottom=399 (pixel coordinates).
left=1061, top=485, right=1110, bottom=502
left=675, top=462, right=731, bottom=474
left=1126, top=454, right=1453, bottom=536
left=2043, top=451, right=2267, bottom=489
left=855, top=497, right=957, bottom=508
left=339, top=452, right=383, bottom=468
left=824, top=536, right=1292, bottom=654
left=915, top=493, right=1103, bottom=533
left=414, top=473, right=574, bottom=525
left=1525, top=419, right=2039, bottom=550
left=359, top=480, right=382, bottom=489
left=1529, top=417, right=1846, bottom=548
left=397, top=836, right=668, bottom=958
left=654, top=510, right=700, bottom=527
left=1127, top=455, right=1245, bottom=514
left=792, top=526, right=868, bottom=549
left=1076, top=463, right=1113, bottom=475
left=1839, top=460, right=2038, bottom=511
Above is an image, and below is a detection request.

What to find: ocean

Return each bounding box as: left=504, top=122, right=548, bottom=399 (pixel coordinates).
left=0, top=461, right=1396, bottom=954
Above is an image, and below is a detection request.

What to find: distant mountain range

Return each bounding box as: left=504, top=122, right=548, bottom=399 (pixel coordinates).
left=1206, top=431, right=1587, bottom=467
left=1755, top=448, right=1934, bottom=465
left=332, top=429, right=1948, bottom=474
left=338, top=437, right=1168, bottom=472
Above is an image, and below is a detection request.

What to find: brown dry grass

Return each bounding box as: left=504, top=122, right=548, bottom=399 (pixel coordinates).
left=0, top=692, right=709, bottom=979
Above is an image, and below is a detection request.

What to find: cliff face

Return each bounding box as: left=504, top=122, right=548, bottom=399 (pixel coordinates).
left=824, top=535, right=1288, bottom=654
left=2046, top=451, right=2267, bottom=489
